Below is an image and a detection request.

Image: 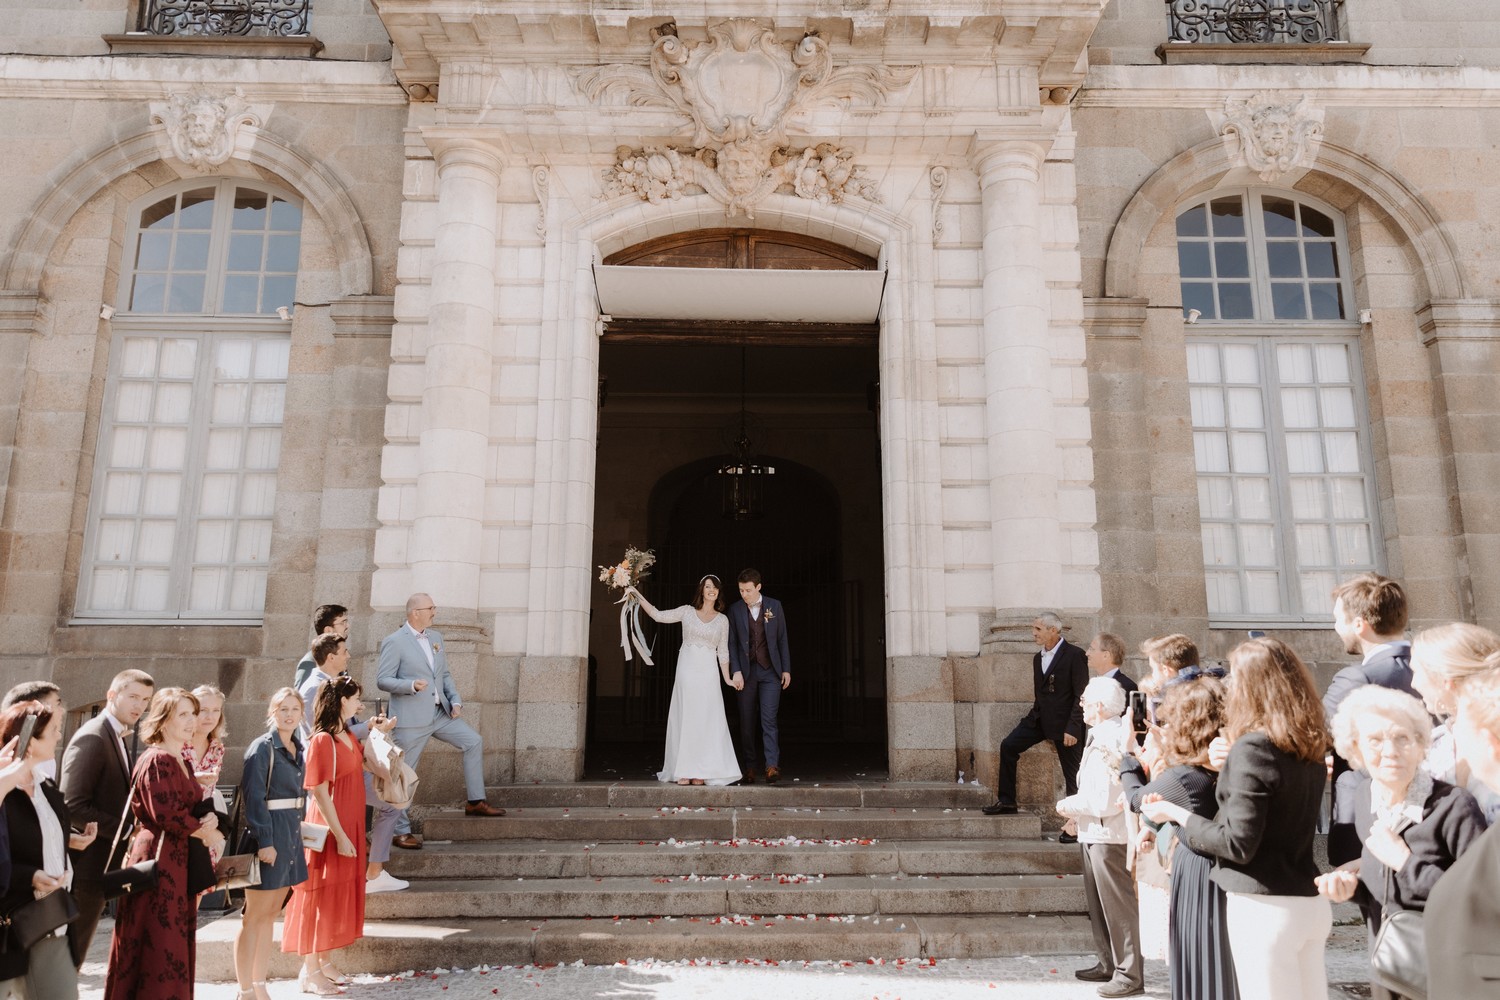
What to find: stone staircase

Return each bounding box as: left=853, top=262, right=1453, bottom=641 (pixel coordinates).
left=196, top=781, right=1091, bottom=979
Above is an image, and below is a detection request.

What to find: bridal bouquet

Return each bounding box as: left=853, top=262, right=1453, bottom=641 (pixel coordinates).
left=599, top=546, right=656, bottom=664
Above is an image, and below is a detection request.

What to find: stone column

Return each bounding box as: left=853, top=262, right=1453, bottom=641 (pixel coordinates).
left=972, top=137, right=1061, bottom=626
left=410, top=143, right=504, bottom=607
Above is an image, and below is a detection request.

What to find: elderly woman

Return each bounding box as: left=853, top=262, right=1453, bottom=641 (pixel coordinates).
left=1428, top=667, right=1500, bottom=997
left=1056, top=677, right=1141, bottom=998
left=1316, top=685, right=1485, bottom=1000
left=1121, top=675, right=1237, bottom=1000
left=1409, top=623, right=1500, bottom=821
left=1141, top=638, right=1331, bottom=1000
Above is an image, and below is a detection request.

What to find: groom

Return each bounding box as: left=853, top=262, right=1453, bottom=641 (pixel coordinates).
left=728, top=568, right=791, bottom=784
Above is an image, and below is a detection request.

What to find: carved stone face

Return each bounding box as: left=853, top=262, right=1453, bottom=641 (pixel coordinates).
left=715, top=141, right=765, bottom=196
left=1254, top=106, right=1294, bottom=157
left=184, top=101, right=224, bottom=148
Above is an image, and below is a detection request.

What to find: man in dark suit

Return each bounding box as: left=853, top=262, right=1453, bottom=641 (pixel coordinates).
left=292, top=602, right=349, bottom=690
left=728, top=567, right=790, bottom=784
left=378, top=593, right=504, bottom=849
left=1086, top=632, right=1145, bottom=749
left=59, top=668, right=155, bottom=967
left=984, top=612, right=1089, bottom=834
left=1324, top=572, right=1414, bottom=864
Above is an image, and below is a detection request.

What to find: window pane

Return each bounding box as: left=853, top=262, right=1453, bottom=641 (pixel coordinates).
left=142, top=473, right=181, bottom=515
left=235, top=520, right=272, bottom=561
left=1182, top=283, right=1216, bottom=321
left=1191, top=387, right=1225, bottom=427
left=1277, top=344, right=1314, bottom=383
left=120, top=338, right=158, bottom=377
left=1325, top=431, right=1362, bottom=473
left=1290, top=478, right=1327, bottom=519
left=1296, top=524, right=1333, bottom=566
left=1237, top=477, right=1272, bottom=519
left=173, top=232, right=210, bottom=270
left=1215, top=242, right=1249, bottom=278
left=96, top=520, right=135, bottom=561
left=1299, top=573, right=1336, bottom=615
left=1230, top=432, right=1268, bottom=473
left=230, top=568, right=268, bottom=612
left=1205, top=572, right=1242, bottom=615
left=1267, top=242, right=1302, bottom=278
left=1226, top=387, right=1264, bottom=428
left=249, top=384, right=286, bottom=423
left=1240, top=524, right=1277, bottom=567
left=222, top=276, right=260, bottom=314
left=255, top=340, right=290, bottom=379
left=1210, top=197, right=1245, bottom=237
left=159, top=339, right=198, bottom=379
left=137, top=520, right=176, bottom=560
left=266, top=235, right=301, bottom=272
left=1177, top=205, right=1208, bottom=237
left=1321, top=387, right=1356, bottom=428
left=1199, top=477, right=1234, bottom=519
left=1315, top=344, right=1351, bottom=383
left=206, top=429, right=243, bottom=470
left=227, top=234, right=264, bottom=272
left=1186, top=343, right=1221, bottom=383
left=1218, top=283, right=1254, bottom=320
left=140, top=196, right=177, bottom=230
left=154, top=383, right=192, bottom=423
left=1202, top=523, right=1238, bottom=566
left=269, top=198, right=301, bottom=231
left=1330, top=478, right=1367, bottom=519
left=1285, top=433, right=1324, bottom=473
left=1304, top=242, right=1339, bottom=278
left=135, top=231, right=171, bottom=270
left=1337, top=524, right=1373, bottom=566
left=102, top=473, right=141, bottom=515
left=167, top=273, right=205, bottom=313
left=1272, top=283, right=1307, bottom=320
left=1222, top=345, right=1259, bottom=383
left=212, top=384, right=248, bottom=424
left=177, top=189, right=216, bottom=229
left=232, top=190, right=268, bottom=230
left=111, top=427, right=147, bottom=467
left=1309, top=283, right=1344, bottom=320
left=1301, top=206, right=1336, bottom=238
left=115, top=383, right=153, bottom=423
left=132, top=568, right=171, bottom=612
left=130, top=274, right=165, bottom=313
left=90, top=568, right=130, bottom=611
left=262, top=276, right=296, bottom=314
left=1262, top=197, right=1298, bottom=238
left=148, top=428, right=187, bottom=469
left=1194, top=431, right=1230, bottom=472
left=244, top=428, right=281, bottom=470
left=240, top=474, right=277, bottom=516
left=188, top=568, right=225, bottom=612
left=216, top=340, right=253, bottom=380
left=199, top=474, right=236, bottom=517
left=1245, top=571, right=1282, bottom=614
left=194, top=521, right=232, bottom=562
left=1179, top=242, right=1211, bottom=278
left=1281, top=387, right=1319, bottom=428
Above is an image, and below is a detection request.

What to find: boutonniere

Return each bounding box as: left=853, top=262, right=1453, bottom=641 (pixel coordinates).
left=764, top=610, right=775, bottom=622
left=432, top=642, right=441, bottom=653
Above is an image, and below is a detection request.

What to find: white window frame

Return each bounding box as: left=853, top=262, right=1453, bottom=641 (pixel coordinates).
left=1178, top=188, right=1381, bottom=627
left=75, top=179, right=298, bottom=624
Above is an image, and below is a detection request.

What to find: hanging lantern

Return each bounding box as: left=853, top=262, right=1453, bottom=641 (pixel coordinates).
left=719, top=430, right=774, bottom=520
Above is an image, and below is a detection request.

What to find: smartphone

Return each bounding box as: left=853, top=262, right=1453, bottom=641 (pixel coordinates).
left=13, top=713, right=38, bottom=762
left=1248, top=630, right=1266, bottom=639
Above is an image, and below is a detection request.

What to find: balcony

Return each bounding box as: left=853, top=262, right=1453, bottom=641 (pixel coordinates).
left=1159, top=0, right=1366, bottom=64
left=106, top=0, right=321, bottom=56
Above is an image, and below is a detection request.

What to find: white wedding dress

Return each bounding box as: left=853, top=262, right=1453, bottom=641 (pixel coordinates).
left=644, top=604, right=742, bottom=785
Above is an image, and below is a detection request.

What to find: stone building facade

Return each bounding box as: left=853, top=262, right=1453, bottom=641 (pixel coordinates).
left=1, top=0, right=1496, bottom=805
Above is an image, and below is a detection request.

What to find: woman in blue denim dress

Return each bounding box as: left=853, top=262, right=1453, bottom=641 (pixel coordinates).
left=233, top=687, right=309, bottom=1000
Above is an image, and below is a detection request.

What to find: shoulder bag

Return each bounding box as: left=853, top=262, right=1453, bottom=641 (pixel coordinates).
left=1370, top=864, right=1427, bottom=1000
left=0, top=888, right=79, bottom=952
left=100, top=786, right=161, bottom=901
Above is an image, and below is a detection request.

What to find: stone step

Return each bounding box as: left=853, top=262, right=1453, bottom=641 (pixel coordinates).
left=362, top=873, right=1086, bottom=920
left=385, top=838, right=1082, bottom=880
left=418, top=806, right=1041, bottom=843
left=195, top=912, right=1097, bottom=980
left=475, top=781, right=993, bottom=810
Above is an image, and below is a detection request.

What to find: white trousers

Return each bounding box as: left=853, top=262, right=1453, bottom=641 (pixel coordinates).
left=1224, top=891, right=1332, bottom=1000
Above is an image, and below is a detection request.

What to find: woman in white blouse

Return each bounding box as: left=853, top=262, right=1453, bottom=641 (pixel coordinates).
left=0, top=699, right=97, bottom=1000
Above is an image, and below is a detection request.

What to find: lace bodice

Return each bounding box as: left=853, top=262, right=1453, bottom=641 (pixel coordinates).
left=645, top=604, right=730, bottom=665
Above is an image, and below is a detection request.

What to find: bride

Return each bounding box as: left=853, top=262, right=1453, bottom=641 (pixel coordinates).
left=625, top=576, right=744, bottom=785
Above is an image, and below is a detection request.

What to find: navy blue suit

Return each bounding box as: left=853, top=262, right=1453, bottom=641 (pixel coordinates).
left=728, top=597, right=790, bottom=771
left=1324, top=642, right=1415, bottom=865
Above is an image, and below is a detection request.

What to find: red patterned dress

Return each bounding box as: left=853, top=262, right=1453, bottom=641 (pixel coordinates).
left=104, top=747, right=206, bottom=1000
left=280, top=729, right=366, bottom=955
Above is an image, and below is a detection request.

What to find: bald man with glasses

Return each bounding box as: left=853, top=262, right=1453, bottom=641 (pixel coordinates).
left=377, top=593, right=503, bottom=849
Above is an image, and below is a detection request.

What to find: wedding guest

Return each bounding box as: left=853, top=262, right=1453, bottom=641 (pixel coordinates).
left=0, top=682, right=61, bottom=713
left=60, top=668, right=154, bottom=967
left=1057, top=677, right=1141, bottom=998
left=1141, top=638, right=1330, bottom=1000
left=293, top=604, right=349, bottom=690
left=1317, top=686, right=1485, bottom=1000
left=1, top=701, right=97, bottom=1000
left=105, top=688, right=223, bottom=1000
left=282, top=676, right=392, bottom=995
left=235, top=688, right=308, bottom=1000
left=1427, top=667, right=1500, bottom=998
left=0, top=735, right=30, bottom=995
left=1410, top=623, right=1500, bottom=821
left=1121, top=675, right=1237, bottom=1000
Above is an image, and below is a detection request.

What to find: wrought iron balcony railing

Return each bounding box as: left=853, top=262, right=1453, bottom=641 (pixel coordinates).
left=137, top=0, right=311, bottom=37
left=1166, top=0, right=1344, bottom=44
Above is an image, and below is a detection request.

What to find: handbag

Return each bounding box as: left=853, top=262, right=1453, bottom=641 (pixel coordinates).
left=300, top=821, right=330, bottom=852
left=365, top=728, right=419, bottom=810
left=213, top=852, right=261, bottom=891
left=1370, top=865, right=1428, bottom=1000
left=100, top=787, right=161, bottom=901
left=0, top=889, right=79, bottom=952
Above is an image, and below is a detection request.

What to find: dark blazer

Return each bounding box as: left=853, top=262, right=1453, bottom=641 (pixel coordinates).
left=1106, top=668, right=1147, bottom=741
left=1030, top=640, right=1089, bottom=742
left=728, top=597, right=790, bottom=680
left=1323, top=643, right=1415, bottom=724
left=1428, top=822, right=1500, bottom=998
left=1346, top=774, right=1485, bottom=924
left=2, top=780, right=72, bottom=915
left=59, top=711, right=133, bottom=882
left=1182, top=731, right=1326, bottom=896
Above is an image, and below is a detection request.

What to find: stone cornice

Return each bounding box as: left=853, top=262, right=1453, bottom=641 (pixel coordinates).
left=0, top=54, right=404, bottom=105
left=0, top=292, right=41, bottom=335
left=330, top=296, right=396, bottom=339
left=1417, top=299, right=1500, bottom=346
left=1079, top=64, right=1500, bottom=109
left=1083, top=297, right=1149, bottom=340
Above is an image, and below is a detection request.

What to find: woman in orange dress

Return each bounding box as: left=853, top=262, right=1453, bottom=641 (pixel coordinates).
left=280, top=675, right=389, bottom=995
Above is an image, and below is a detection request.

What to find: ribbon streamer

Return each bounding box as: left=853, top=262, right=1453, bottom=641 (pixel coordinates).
left=618, top=593, right=654, bottom=665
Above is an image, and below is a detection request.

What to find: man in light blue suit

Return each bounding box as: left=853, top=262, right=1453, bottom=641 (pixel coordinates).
left=378, top=593, right=504, bottom=849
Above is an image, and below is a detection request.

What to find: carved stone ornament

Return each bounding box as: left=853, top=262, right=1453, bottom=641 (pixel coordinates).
left=1216, top=92, right=1324, bottom=184
left=577, top=19, right=914, bottom=217
left=150, top=88, right=261, bottom=171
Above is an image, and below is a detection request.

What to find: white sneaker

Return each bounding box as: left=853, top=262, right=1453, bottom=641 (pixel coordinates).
left=365, top=870, right=409, bottom=893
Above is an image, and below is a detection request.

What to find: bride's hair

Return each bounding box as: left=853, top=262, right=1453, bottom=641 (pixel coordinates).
left=692, top=575, right=725, bottom=613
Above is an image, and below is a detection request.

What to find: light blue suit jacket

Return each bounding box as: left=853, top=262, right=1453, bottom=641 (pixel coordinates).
left=376, top=625, right=461, bottom=728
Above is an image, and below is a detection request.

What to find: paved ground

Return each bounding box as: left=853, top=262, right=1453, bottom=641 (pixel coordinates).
left=77, top=921, right=1374, bottom=999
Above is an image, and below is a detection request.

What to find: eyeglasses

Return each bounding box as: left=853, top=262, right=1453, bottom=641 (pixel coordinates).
left=1360, top=732, right=1417, bottom=754
left=413, top=606, right=436, bottom=612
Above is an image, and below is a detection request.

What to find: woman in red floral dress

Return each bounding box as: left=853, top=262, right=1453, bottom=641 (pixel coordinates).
left=281, top=675, right=390, bottom=995
left=105, top=687, right=225, bottom=1000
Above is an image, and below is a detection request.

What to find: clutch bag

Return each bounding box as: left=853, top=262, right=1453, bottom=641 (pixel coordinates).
left=213, top=853, right=261, bottom=891
left=300, top=821, right=330, bottom=852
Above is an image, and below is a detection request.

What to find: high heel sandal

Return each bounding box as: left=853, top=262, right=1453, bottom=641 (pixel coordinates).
left=322, top=964, right=350, bottom=985
left=297, top=969, right=344, bottom=996
left=253, top=981, right=273, bottom=1000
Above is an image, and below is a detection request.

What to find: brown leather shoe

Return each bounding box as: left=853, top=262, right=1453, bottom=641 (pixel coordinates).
left=765, top=766, right=780, bottom=784
left=392, top=834, right=423, bottom=850
left=465, top=801, right=506, bottom=817
left=740, top=769, right=756, bottom=785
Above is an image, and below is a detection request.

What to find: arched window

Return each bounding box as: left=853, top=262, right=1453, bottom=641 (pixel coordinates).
left=1176, top=190, right=1377, bottom=622
left=77, top=180, right=301, bottom=620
